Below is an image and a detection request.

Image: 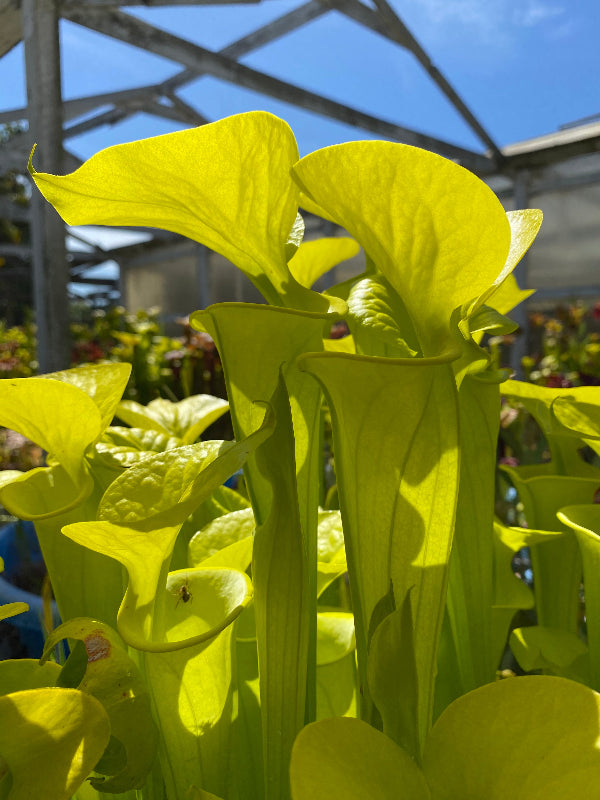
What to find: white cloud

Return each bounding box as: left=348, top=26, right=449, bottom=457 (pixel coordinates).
left=512, top=2, right=565, bottom=28
left=407, top=0, right=500, bottom=30
left=397, top=0, right=566, bottom=47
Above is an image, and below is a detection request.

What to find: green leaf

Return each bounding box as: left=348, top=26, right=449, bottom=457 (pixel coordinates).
left=367, top=587, right=419, bottom=758
left=0, top=471, right=22, bottom=491
left=298, top=190, right=338, bottom=224
left=0, top=688, right=111, bottom=800
left=467, top=305, right=518, bottom=336
left=500, top=471, right=596, bottom=633
left=292, top=141, right=511, bottom=355
left=315, top=653, right=357, bottom=721
left=299, top=349, right=460, bottom=750
left=288, top=237, right=359, bottom=289
left=501, top=380, right=600, bottom=475
left=510, top=626, right=589, bottom=681
left=31, top=112, right=322, bottom=307
left=175, top=485, right=252, bottom=570
left=423, top=676, right=600, bottom=799
left=487, top=272, right=535, bottom=316
left=444, top=377, right=499, bottom=704
left=323, top=335, right=355, bottom=354
left=0, top=378, right=101, bottom=518
left=141, top=620, right=241, bottom=800
left=469, top=208, right=543, bottom=314
left=63, top=411, right=268, bottom=651
left=249, top=374, right=311, bottom=800
left=115, top=394, right=230, bottom=445
left=97, top=443, right=230, bottom=527
left=316, top=610, right=355, bottom=666
left=97, top=406, right=273, bottom=532
left=61, top=520, right=253, bottom=652
left=187, top=789, right=225, bottom=800
left=295, top=678, right=600, bottom=800
left=0, top=464, right=94, bottom=521
left=43, top=363, right=132, bottom=432
left=40, top=618, right=157, bottom=793
left=0, top=602, right=28, bottom=622
left=114, top=400, right=174, bottom=436
left=345, top=275, right=419, bottom=358
left=316, top=509, right=344, bottom=561
left=188, top=508, right=255, bottom=566
left=311, top=607, right=355, bottom=720
left=558, top=505, right=600, bottom=691
left=234, top=637, right=265, bottom=800
left=284, top=212, right=305, bottom=263
left=0, top=659, right=60, bottom=695
left=198, top=536, right=254, bottom=572
left=316, top=509, right=347, bottom=597
left=94, top=426, right=182, bottom=469
left=194, top=301, right=344, bottom=795
left=552, top=391, right=600, bottom=440
left=491, top=519, right=564, bottom=670
left=0, top=365, right=129, bottom=522
left=290, top=717, right=431, bottom=800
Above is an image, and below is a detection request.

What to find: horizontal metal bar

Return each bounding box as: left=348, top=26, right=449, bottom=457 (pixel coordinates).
left=62, top=6, right=495, bottom=172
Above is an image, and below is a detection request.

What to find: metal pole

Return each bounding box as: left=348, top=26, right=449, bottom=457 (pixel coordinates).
left=195, top=244, right=210, bottom=309
left=23, top=0, right=70, bottom=372
left=509, top=171, right=530, bottom=379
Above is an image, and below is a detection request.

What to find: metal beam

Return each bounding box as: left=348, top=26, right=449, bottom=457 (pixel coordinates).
left=0, top=126, right=82, bottom=173
left=23, top=0, right=71, bottom=372
left=70, top=275, right=118, bottom=286
left=64, top=94, right=209, bottom=135
left=161, top=92, right=210, bottom=126
left=159, top=1, right=328, bottom=93
left=531, top=285, right=600, bottom=301
left=221, top=0, right=327, bottom=59
left=62, top=6, right=494, bottom=172
left=64, top=106, right=131, bottom=138
left=330, top=0, right=503, bottom=160
left=66, top=229, right=106, bottom=253
left=504, top=133, right=600, bottom=172
left=0, top=265, right=30, bottom=277
left=0, top=85, right=156, bottom=125
left=0, top=0, right=22, bottom=57
left=0, top=244, right=32, bottom=258
left=139, top=96, right=209, bottom=126
left=1, top=1, right=326, bottom=137
left=61, top=0, right=275, bottom=6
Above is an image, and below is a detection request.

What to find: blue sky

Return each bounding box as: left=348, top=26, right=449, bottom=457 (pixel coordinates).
left=1, top=0, right=598, bottom=162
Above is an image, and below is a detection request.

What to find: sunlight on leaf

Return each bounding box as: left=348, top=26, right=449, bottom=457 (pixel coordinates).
left=0, top=688, right=110, bottom=800
left=292, top=142, right=511, bottom=354
left=423, top=676, right=600, bottom=799
left=291, top=716, right=430, bottom=800
left=0, top=659, right=61, bottom=695
left=288, top=237, right=360, bottom=289
left=558, top=505, right=600, bottom=691
left=41, top=618, right=157, bottom=792
left=115, top=394, right=229, bottom=445
left=0, top=602, right=29, bottom=622
left=30, top=112, right=324, bottom=307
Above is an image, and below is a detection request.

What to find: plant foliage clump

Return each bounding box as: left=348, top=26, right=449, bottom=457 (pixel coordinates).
left=1, top=112, right=600, bottom=800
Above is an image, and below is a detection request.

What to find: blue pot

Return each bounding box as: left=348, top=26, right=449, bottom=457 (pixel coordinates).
left=0, top=520, right=60, bottom=657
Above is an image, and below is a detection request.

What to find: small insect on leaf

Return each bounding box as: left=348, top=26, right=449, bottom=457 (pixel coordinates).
left=174, top=579, right=193, bottom=608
